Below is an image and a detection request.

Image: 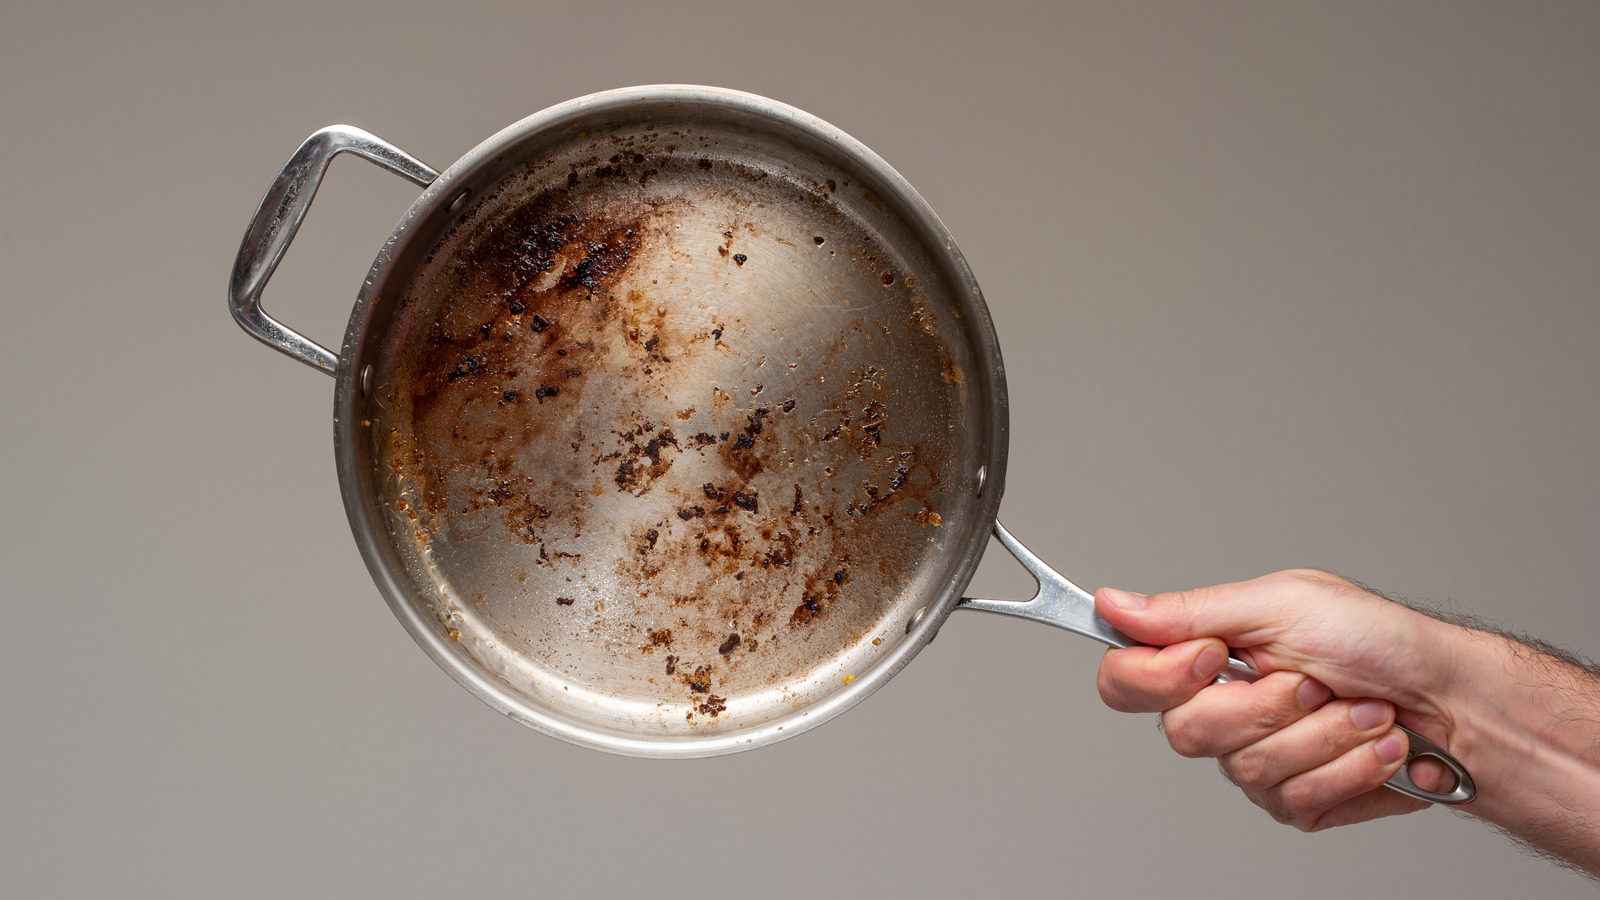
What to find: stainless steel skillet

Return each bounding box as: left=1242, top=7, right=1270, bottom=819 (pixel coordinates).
left=230, top=85, right=1471, bottom=803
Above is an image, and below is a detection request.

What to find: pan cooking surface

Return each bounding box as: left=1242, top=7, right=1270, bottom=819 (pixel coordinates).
left=359, top=111, right=991, bottom=742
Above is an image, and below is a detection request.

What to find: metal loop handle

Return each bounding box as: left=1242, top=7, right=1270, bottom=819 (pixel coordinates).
left=1383, top=727, right=1477, bottom=804
left=229, top=125, right=438, bottom=375
left=957, top=521, right=1477, bottom=805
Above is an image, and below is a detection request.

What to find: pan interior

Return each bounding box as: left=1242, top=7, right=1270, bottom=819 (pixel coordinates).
left=355, top=98, right=995, bottom=748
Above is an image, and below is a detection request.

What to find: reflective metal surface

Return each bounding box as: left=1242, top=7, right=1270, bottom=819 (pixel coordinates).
left=258, top=87, right=1013, bottom=757
left=229, top=126, right=438, bottom=374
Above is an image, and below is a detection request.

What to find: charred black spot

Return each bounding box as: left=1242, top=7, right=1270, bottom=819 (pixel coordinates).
left=889, top=465, right=910, bottom=491
left=562, top=239, right=631, bottom=291
left=614, top=430, right=681, bottom=493
left=746, top=407, right=769, bottom=435
left=448, top=356, right=484, bottom=382
left=718, top=633, right=740, bottom=654
left=530, top=314, right=550, bottom=332
left=731, top=491, right=758, bottom=513
left=733, top=254, right=747, bottom=266
left=535, top=383, right=560, bottom=403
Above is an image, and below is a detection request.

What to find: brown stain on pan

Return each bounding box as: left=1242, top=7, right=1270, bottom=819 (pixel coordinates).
left=379, top=142, right=965, bottom=726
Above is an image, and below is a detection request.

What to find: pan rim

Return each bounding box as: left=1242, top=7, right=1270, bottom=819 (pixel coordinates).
left=332, top=84, right=1009, bottom=757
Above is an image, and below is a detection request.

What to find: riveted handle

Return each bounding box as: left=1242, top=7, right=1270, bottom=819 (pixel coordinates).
left=958, top=521, right=1477, bottom=805
left=228, top=125, right=438, bottom=375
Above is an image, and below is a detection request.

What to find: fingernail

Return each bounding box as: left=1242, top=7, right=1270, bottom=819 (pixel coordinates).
left=1193, top=645, right=1225, bottom=679
left=1296, top=677, right=1332, bottom=711
left=1103, top=588, right=1147, bottom=610
left=1350, top=699, right=1388, bottom=730
left=1376, top=733, right=1406, bottom=764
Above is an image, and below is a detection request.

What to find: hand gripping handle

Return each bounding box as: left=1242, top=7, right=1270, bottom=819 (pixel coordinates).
left=229, top=125, right=438, bottom=375
left=957, top=521, right=1476, bottom=805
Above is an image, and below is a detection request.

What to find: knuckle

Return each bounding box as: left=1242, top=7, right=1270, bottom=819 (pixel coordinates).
left=1280, top=567, right=1345, bottom=590
left=1240, top=787, right=1304, bottom=828
left=1275, top=778, right=1320, bottom=822
left=1161, top=712, right=1207, bottom=758
left=1222, top=750, right=1274, bottom=790
left=1256, top=797, right=1295, bottom=826
left=1216, top=759, right=1240, bottom=788
left=1096, top=665, right=1133, bottom=711
left=1314, top=704, right=1365, bottom=756
left=1303, top=813, right=1340, bottom=833
left=1154, top=664, right=1198, bottom=701
left=1243, top=689, right=1294, bottom=734
left=1281, top=568, right=1366, bottom=602
left=1098, top=658, right=1154, bottom=712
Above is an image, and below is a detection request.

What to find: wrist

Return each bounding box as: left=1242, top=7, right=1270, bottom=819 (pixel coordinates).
left=1433, top=624, right=1600, bottom=871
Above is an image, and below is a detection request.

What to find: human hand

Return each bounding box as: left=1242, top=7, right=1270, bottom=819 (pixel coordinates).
left=1094, top=569, right=1458, bottom=831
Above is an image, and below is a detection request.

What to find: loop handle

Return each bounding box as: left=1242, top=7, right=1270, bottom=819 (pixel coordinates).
left=229, top=125, right=438, bottom=375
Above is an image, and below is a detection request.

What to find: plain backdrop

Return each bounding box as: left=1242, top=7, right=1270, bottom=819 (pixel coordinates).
left=2, top=1, right=1596, bottom=896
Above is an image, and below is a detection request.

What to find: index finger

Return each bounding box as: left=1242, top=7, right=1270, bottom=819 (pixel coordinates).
left=1097, top=637, right=1229, bottom=713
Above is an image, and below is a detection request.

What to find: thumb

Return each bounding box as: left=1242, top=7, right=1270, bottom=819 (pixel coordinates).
left=1095, top=582, right=1291, bottom=649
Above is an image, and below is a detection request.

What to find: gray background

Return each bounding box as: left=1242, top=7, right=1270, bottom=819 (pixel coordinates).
left=3, top=1, right=1595, bottom=896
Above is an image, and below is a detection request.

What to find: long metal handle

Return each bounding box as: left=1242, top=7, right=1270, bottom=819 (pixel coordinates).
left=229, top=125, right=439, bottom=375
left=957, top=521, right=1476, bottom=805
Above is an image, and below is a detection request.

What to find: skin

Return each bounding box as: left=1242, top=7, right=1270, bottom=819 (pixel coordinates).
left=1094, top=569, right=1600, bottom=878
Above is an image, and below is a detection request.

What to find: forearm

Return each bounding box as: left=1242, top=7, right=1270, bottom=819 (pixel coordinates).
left=1442, top=623, right=1600, bottom=875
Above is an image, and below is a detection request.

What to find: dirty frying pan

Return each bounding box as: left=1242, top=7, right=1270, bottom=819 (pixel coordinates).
left=230, top=85, right=1471, bottom=803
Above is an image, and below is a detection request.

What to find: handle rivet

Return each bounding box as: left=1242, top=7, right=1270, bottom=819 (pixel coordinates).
left=359, top=363, right=373, bottom=397
left=906, top=606, right=928, bottom=634
left=448, top=188, right=472, bottom=214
